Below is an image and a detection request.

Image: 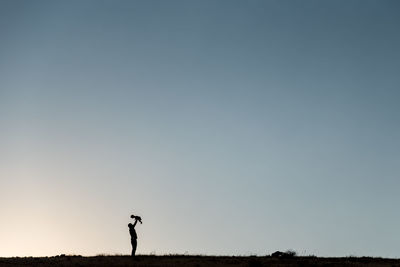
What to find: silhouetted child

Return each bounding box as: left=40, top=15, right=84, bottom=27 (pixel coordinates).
left=128, top=216, right=140, bottom=257
left=130, top=214, right=142, bottom=224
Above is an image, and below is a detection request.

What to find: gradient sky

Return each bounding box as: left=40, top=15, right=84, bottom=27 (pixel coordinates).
left=1, top=0, right=400, bottom=258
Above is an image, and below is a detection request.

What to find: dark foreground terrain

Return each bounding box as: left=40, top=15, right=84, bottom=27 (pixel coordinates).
left=1, top=255, right=400, bottom=267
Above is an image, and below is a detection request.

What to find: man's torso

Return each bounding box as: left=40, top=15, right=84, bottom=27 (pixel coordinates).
left=129, top=225, right=137, bottom=239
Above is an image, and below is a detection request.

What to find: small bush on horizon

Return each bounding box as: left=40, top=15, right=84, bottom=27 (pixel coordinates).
left=271, top=250, right=297, bottom=258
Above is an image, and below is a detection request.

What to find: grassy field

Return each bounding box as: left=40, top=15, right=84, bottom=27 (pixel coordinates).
left=1, top=255, right=400, bottom=267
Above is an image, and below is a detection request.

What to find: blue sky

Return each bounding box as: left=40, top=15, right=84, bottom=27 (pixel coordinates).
left=1, top=0, right=400, bottom=257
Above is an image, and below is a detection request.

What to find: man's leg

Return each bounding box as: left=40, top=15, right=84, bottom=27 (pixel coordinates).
left=131, top=239, right=137, bottom=257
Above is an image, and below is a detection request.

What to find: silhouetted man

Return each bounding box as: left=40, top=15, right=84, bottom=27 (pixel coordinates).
left=128, top=218, right=139, bottom=257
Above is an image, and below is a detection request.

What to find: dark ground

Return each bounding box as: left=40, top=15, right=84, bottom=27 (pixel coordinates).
left=1, top=255, right=400, bottom=267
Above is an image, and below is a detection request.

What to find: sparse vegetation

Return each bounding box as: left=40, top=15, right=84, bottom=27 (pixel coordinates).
left=0, top=255, right=399, bottom=267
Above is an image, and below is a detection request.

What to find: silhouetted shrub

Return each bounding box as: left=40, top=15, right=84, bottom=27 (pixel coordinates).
left=271, top=250, right=297, bottom=258
left=271, top=251, right=284, bottom=258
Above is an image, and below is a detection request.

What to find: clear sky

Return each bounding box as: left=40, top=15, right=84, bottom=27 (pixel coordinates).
left=1, top=0, right=400, bottom=258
